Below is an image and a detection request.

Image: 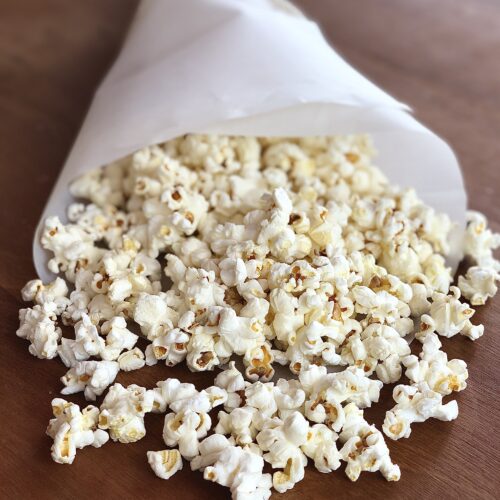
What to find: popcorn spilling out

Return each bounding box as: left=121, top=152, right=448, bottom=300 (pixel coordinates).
left=17, top=134, right=498, bottom=497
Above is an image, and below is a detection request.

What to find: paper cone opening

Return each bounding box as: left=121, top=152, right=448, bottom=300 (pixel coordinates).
left=33, top=0, right=466, bottom=281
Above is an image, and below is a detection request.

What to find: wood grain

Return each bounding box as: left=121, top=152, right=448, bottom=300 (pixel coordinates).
left=0, top=1, right=498, bottom=499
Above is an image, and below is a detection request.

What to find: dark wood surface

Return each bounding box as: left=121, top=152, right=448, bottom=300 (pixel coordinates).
left=1, top=1, right=499, bottom=498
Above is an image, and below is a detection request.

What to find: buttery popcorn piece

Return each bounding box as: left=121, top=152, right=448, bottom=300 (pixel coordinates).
left=21, top=277, right=70, bottom=315
left=256, top=412, right=309, bottom=493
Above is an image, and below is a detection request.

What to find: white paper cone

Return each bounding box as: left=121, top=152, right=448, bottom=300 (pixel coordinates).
left=33, top=0, right=466, bottom=281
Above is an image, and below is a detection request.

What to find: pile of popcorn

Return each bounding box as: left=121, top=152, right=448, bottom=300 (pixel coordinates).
left=18, top=134, right=499, bottom=498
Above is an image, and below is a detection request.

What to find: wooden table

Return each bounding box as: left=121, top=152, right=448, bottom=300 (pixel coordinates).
left=1, top=1, right=498, bottom=498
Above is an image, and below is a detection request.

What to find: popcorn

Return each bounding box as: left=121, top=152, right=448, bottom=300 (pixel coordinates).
left=186, top=329, right=219, bottom=372
left=300, top=423, right=341, bottom=473
left=403, top=333, right=468, bottom=395
left=214, top=361, right=248, bottom=411
left=57, top=313, right=105, bottom=367
left=256, top=412, right=309, bottom=493
left=273, top=379, right=306, bottom=419
left=17, top=303, right=61, bottom=359
left=203, top=445, right=272, bottom=500
left=47, top=398, right=109, bottom=464
left=61, top=360, right=119, bottom=400
left=245, top=382, right=278, bottom=419
left=351, top=285, right=409, bottom=326
left=118, top=347, right=146, bottom=371
left=383, top=382, right=458, bottom=440
left=458, top=266, right=499, bottom=306
left=339, top=403, right=400, bottom=482
left=133, top=293, right=178, bottom=340
left=300, top=365, right=383, bottom=411
left=176, top=267, right=226, bottom=312
left=215, top=406, right=258, bottom=446
left=151, top=378, right=226, bottom=416
left=151, top=327, right=190, bottom=366
left=460, top=319, right=485, bottom=341
left=304, top=391, right=345, bottom=433
left=192, top=434, right=272, bottom=500
left=100, top=316, right=138, bottom=360
left=244, top=343, right=275, bottom=382
left=151, top=378, right=197, bottom=413
left=285, top=321, right=336, bottom=374
left=62, top=289, right=91, bottom=325
left=191, top=434, right=233, bottom=471
left=464, top=210, right=500, bottom=270
left=69, top=162, right=124, bottom=207
left=20, top=133, right=498, bottom=491
left=216, top=308, right=267, bottom=358
left=219, top=257, right=248, bottom=287
left=408, top=283, right=431, bottom=316
left=99, top=383, right=154, bottom=443
left=21, top=277, right=70, bottom=315
left=427, top=287, right=475, bottom=339
left=341, top=323, right=411, bottom=383
left=163, top=410, right=211, bottom=459
left=87, top=294, right=116, bottom=324
left=41, top=216, right=102, bottom=278
left=147, top=449, right=183, bottom=480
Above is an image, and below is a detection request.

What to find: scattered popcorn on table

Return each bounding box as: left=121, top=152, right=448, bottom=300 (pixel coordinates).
left=17, top=134, right=499, bottom=496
